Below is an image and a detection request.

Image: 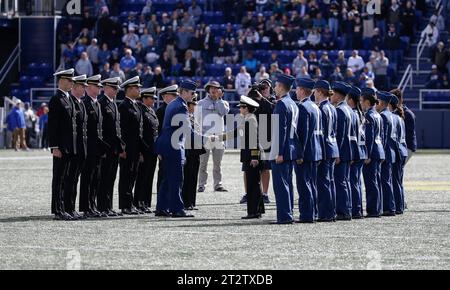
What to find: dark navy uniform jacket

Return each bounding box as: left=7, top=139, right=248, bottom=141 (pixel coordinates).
left=351, top=109, right=368, bottom=161
left=99, top=94, right=125, bottom=155
left=269, top=94, right=299, bottom=161
left=318, top=99, right=339, bottom=160
left=83, top=96, right=107, bottom=157
left=48, top=89, right=77, bottom=155
left=70, top=95, right=88, bottom=158
left=403, top=105, right=417, bottom=152
left=380, top=108, right=397, bottom=164
left=296, top=97, right=323, bottom=162
left=139, top=102, right=159, bottom=155
left=118, top=97, right=144, bottom=159
left=364, top=107, right=385, bottom=161
left=335, top=100, right=353, bottom=161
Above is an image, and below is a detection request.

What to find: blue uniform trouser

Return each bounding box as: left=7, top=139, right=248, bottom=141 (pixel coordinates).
left=350, top=160, right=364, bottom=217
left=294, top=161, right=316, bottom=222
left=156, top=158, right=169, bottom=212
left=271, top=160, right=294, bottom=222
left=363, top=160, right=383, bottom=216
left=156, top=151, right=185, bottom=214
left=317, top=158, right=336, bottom=220
left=335, top=160, right=352, bottom=217
left=381, top=161, right=396, bottom=213
left=311, top=161, right=318, bottom=218
left=393, top=156, right=406, bottom=213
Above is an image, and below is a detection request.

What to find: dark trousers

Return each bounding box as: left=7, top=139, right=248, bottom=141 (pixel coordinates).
left=156, top=158, right=164, bottom=195
left=97, top=152, right=119, bottom=212
left=295, top=161, right=317, bottom=222
left=244, top=162, right=265, bottom=216
left=51, top=155, right=71, bottom=214
left=335, top=161, right=352, bottom=217
left=392, top=156, right=406, bottom=213
left=381, top=161, right=396, bottom=213
left=64, top=155, right=85, bottom=213
left=79, top=155, right=102, bottom=212
left=271, top=161, right=295, bottom=222
left=350, top=160, right=364, bottom=217
left=134, top=152, right=158, bottom=208
left=182, top=153, right=200, bottom=208
left=363, top=160, right=383, bottom=216
left=317, top=158, right=336, bottom=220
left=118, top=153, right=140, bottom=209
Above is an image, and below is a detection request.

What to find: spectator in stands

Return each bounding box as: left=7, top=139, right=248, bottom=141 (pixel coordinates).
left=188, top=1, right=203, bottom=23
left=319, top=52, right=334, bottom=78
left=347, top=50, right=365, bottom=73
left=120, top=49, right=137, bottom=78
left=306, top=28, right=321, bottom=49
left=129, top=63, right=143, bottom=79
left=269, top=63, right=283, bottom=82
left=100, top=63, right=111, bottom=79
left=336, top=50, right=348, bottom=73
left=242, top=11, right=255, bottom=29
left=321, top=26, right=336, bottom=50
left=151, top=66, right=165, bottom=88
left=387, top=0, right=401, bottom=27
left=345, top=68, right=358, bottom=86
left=110, top=62, right=126, bottom=82
left=159, top=51, right=172, bottom=75
left=190, top=28, right=204, bottom=60
left=144, top=38, right=159, bottom=65
left=270, top=26, right=283, bottom=50
left=292, top=50, right=308, bottom=78
left=441, top=74, right=450, bottom=89
left=141, top=0, right=153, bottom=15
left=299, top=66, right=310, bottom=78
left=175, top=26, right=193, bottom=61
left=98, top=43, right=111, bottom=67
left=401, top=1, right=416, bottom=39
left=39, top=105, right=49, bottom=150
left=235, top=66, right=252, bottom=96
left=330, top=66, right=344, bottom=82
left=255, top=65, right=269, bottom=83
left=385, top=24, right=401, bottom=64
left=272, top=0, right=286, bottom=17
left=371, top=28, right=383, bottom=51
left=141, top=65, right=153, bottom=88
left=308, top=52, right=319, bottom=75
left=214, top=38, right=232, bottom=64
left=202, top=26, right=215, bottom=63
left=243, top=52, right=258, bottom=75
left=122, top=27, right=139, bottom=49
left=313, top=68, right=324, bottom=81
left=421, top=20, right=439, bottom=48
left=265, top=15, right=278, bottom=32
left=363, top=65, right=375, bottom=81
left=366, top=79, right=377, bottom=91
left=431, top=42, right=449, bottom=74
left=313, top=12, right=327, bottom=30
left=283, top=25, right=298, bottom=50
left=374, top=50, right=389, bottom=90
left=75, top=52, right=93, bottom=77
left=426, top=64, right=442, bottom=89
left=181, top=12, right=195, bottom=29
left=222, top=67, right=235, bottom=90
left=256, top=0, right=268, bottom=13
left=181, top=50, right=197, bottom=77
left=87, top=38, right=100, bottom=74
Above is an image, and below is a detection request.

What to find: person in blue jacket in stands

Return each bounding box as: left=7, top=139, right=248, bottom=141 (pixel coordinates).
left=360, top=88, right=385, bottom=218
left=347, top=85, right=367, bottom=219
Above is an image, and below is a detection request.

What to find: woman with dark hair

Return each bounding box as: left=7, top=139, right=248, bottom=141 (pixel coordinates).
left=347, top=86, right=367, bottom=219
left=390, top=89, right=408, bottom=214
left=360, top=88, right=385, bottom=217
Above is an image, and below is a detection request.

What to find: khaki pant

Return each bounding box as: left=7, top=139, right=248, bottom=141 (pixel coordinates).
left=198, top=148, right=224, bottom=190
left=12, top=128, right=27, bottom=150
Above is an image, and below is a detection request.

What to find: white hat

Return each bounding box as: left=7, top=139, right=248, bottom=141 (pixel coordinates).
left=238, top=95, right=259, bottom=108
left=120, top=76, right=142, bottom=89
left=53, top=68, right=75, bottom=80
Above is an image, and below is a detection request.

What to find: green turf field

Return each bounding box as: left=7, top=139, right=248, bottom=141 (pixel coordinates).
left=0, top=150, right=449, bottom=269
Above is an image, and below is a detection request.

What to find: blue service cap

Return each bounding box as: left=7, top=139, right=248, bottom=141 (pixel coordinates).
left=361, top=87, right=376, bottom=97
left=332, top=81, right=351, bottom=96
left=348, top=86, right=361, bottom=99
left=376, top=91, right=395, bottom=104
left=295, top=77, right=315, bottom=90
left=276, top=73, right=295, bottom=87
left=313, top=80, right=331, bottom=91
left=180, top=80, right=197, bottom=91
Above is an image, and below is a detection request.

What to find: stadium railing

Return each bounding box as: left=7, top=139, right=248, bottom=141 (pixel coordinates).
left=419, top=89, right=450, bottom=109
left=0, top=45, right=20, bottom=88
left=398, top=64, right=413, bottom=93
left=0, top=96, right=17, bottom=149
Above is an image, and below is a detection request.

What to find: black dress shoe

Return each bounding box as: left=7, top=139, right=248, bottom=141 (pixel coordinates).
left=54, top=212, right=74, bottom=221
left=336, top=215, right=352, bottom=221
left=317, top=218, right=335, bottom=222
left=172, top=211, right=194, bottom=218
left=72, top=211, right=86, bottom=220
left=365, top=214, right=381, bottom=218
left=197, top=186, right=205, bottom=192
left=382, top=211, right=396, bottom=217
left=214, top=186, right=228, bottom=192
left=144, top=207, right=153, bottom=214
left=154, top=210, right=171, bottom=217
left=241, top=214, right=261, bottom=219
left=122, top=208, right=138, bottom=215
left=395, top=211, right=404, bottom=215
left=271, top=220, right=294, bottom=225
left=352, top=215, right=364, bottom=220
left=185, top=206, right=195, bottom=211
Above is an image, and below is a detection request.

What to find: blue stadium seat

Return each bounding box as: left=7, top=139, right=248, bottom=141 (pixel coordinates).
left=10, top=89, right=22, bottom=98
left=31, top=76, right=44, bottom=88
left=20, top=76, right=31, bottom=89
